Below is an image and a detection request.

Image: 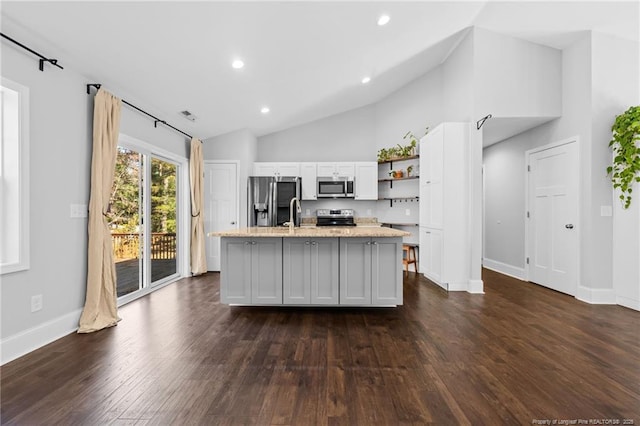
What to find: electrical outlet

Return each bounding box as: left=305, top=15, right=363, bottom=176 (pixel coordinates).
left=405, top=209, right=411, bottom=216
left=31, top=294, right=43, bottom=312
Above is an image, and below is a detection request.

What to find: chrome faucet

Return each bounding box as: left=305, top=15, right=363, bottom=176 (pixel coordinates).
left=285, top=197, right=301, bottom=232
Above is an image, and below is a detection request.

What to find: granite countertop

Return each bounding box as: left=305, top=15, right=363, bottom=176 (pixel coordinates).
left=208, top=226, right=410, bottom=238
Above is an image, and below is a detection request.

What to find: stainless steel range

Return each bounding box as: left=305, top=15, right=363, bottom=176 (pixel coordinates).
left=316, top=209, right=355, bottom=226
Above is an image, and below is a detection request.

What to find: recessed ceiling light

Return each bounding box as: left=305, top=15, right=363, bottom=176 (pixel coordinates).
left=361, top=76, right=371, bottom=84
left=377, top=15, right=390, bottom=26
left=261, top=106, right=270, bottom=114
left=232, top=59, right=244, bottom=69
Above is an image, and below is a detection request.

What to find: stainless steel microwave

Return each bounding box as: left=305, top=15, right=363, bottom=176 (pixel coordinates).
left=317, top=176, right=355, bottom=198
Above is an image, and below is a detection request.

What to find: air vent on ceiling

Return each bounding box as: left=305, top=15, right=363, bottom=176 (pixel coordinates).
left=180, top=110, right=198, bottom=122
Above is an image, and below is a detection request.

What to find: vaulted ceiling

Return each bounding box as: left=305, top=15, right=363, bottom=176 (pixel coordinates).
left=1, top=1, right=637, bottom=140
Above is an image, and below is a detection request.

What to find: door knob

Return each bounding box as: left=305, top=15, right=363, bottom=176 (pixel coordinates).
left=565, top=224, right=574, bottom=229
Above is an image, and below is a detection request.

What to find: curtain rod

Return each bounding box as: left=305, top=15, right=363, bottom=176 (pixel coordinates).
left=86, top=84, right=193, bottom=140
left=1, top=32, right=64, bottom=72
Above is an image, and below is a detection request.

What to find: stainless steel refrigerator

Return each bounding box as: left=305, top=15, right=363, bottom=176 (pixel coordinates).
left=248, top=176, right=301, bottom=227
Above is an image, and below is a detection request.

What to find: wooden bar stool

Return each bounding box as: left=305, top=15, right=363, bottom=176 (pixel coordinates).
left=402, top=244, right=417, bottom=275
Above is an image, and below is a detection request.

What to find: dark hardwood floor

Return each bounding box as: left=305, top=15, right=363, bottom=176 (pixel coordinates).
left=1, top=269, right=639, bottom=425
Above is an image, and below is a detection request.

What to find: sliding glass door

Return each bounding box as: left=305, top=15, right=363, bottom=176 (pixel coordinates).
left=112, top=147, right=143, bottom=297
left=150, top=157, right=178, bottom=282
left=111, top=143, right=181, bottom=299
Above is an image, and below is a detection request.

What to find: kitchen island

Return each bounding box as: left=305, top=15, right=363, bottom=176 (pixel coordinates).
left=209, top=226, right=410, bottom=307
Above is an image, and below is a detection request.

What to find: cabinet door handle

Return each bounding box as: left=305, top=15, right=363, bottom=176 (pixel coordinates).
left=305, top=241, right=310, bottom=245
left=251, top=241, right=257, bottom=245
left=565, top=224, right=574, bottom=229
left=311, top=241, right=317, bottom=245
left=371, top=241, right=377, bottom=245
left=231, top=221, right=236, bottom=225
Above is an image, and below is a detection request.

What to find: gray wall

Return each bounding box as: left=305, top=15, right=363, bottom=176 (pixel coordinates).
left=203, top=129, right=257, bottom=228
left=482, top=32, right=639, bottom=299
left=1, top=31, right=189, bottom=361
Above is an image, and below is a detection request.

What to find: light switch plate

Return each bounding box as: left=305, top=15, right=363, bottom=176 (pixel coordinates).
left=31, top=294, right=43, bottom=312
left=70, top=204, right=88, bottom=218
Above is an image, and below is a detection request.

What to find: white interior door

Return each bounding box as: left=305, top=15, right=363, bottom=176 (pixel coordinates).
left=527, top=140, right=579, bottom=295
left=204, top=162, right=238, bottom=271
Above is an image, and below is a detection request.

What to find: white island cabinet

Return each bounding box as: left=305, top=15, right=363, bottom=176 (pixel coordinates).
left=215, top=227, right=409, bottom=307
left=283, top=237, right=339, bottom=304
left=220, top=237, right=282, bottom=304
left=340, top=237, right=403, bottom=305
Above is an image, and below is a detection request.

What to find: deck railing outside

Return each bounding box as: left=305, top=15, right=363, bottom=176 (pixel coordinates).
left=111, top=233, right=176, bottom=262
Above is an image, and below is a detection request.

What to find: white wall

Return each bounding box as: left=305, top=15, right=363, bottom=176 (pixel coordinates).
left=595, top=33, right=640, bottom=310
left=373, top=67, right=443, bottom=150
left=474, top=27, right=562, bottom=119
left=442, top=29, right=475, bottom=123
left=1, top=31, right=189, bottom=364
left=203, top=129, right=257, bottom=228
left=257, top=105, right=376, bottom=162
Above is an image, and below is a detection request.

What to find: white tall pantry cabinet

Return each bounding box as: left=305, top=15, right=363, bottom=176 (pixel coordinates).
left=419, top=122, right=471, bottom=291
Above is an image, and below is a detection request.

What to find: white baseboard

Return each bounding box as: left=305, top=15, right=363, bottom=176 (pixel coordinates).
left=482, top=258, right=526, bottom=281
left=468, top=279, right=484, bottom=294
left=576, top=285, right=617, bottom=305
left=0, top=308, right=81, bottom=365
left=447, top=280, right=468, bottom=291
left=615, top=295, right=640, bottom=311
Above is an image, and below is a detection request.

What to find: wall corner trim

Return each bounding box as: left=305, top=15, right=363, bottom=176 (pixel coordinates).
left=468, top=279, right=484, bottom=294
left=576, top=285, right=616, bottom=305
left=0, top=308, right=81, bottom=365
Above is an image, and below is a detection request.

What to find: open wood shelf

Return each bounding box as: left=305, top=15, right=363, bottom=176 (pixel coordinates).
left=378, top=176, right=419, bottom=182
left=382, top=222, right=419, bottom=227
left=377, top=155, right=419, bottom=165
left=378, top=196, right=419, bottom=207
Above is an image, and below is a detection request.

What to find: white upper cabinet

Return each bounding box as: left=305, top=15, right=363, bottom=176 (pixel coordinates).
left=354, top=162, right=378, bottom=200
left=253, top=162, right=300, bottom=177
left=299, top=162, right=317, bottom=200
left=316, top=162, right=355, bottom=178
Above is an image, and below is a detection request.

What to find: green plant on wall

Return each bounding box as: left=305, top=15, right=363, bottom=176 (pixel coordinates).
left=607, top=105, right=640, bottom=209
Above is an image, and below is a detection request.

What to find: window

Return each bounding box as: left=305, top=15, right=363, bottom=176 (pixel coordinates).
left=1, top=78, right=30, bottom=274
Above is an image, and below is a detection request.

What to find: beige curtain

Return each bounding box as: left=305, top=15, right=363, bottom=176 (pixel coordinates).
left=78, top=88, right=122, bottom=333
left=190, top=138, right=207, bottom=275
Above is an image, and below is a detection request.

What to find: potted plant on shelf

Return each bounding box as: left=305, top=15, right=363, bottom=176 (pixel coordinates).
left=377, top=126, right=430, bottom=162
left=389, top=170, right=404, bottom=179
left=607, top=105, right=640, bottom=209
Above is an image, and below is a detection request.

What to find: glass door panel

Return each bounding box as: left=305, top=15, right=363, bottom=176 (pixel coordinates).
left=150, top=157, right=178, bottom=283
left=111, top=147, right=143, bottom=297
